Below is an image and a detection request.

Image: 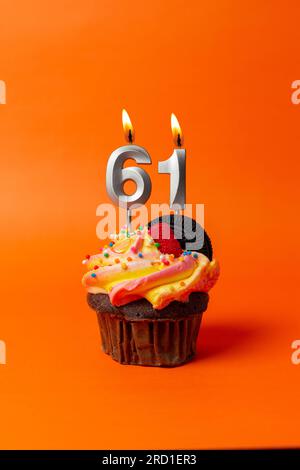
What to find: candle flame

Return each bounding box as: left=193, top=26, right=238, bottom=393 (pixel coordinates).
left=122, top=109, right=134, bottom=143
left=171, top=113, right=183, bottom=147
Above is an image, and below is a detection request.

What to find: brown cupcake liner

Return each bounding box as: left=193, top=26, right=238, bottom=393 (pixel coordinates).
left=96, top=312, right=203, bottom=367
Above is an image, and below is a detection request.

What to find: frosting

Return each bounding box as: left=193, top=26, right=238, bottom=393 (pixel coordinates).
left=82, top=227, right=219, bottom=310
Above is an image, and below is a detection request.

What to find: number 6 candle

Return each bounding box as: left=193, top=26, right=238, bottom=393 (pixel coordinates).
left=158, top=113, right=186, bottom=214
left=106, top=109, right=152, bottom=230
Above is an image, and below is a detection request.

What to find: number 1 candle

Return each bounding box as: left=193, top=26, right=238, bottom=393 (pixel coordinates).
left=158, top=113, right=186, bottom=213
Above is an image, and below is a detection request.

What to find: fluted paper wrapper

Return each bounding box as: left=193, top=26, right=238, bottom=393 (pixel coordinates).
left=96, top=312, right=203, bottom=367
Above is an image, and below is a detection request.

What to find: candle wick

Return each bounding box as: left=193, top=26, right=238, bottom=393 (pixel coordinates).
left=177, top=133, right=181, bottom=147
left=128, top=129, right=133, bottom=144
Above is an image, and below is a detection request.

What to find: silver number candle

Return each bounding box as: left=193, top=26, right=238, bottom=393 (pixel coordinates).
left=106, top=110, right=152, bottom=229
left=158, top=113, right=186, bottom=212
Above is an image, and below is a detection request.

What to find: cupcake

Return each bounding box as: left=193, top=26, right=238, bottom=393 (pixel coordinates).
left=82, top=217, right=219, bottom=367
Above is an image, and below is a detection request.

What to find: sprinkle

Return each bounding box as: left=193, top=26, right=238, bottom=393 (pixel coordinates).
left=136, top=230, right=141, bottom=235
left=169, top=254, right=175, bottom=260
left=109, top=242, right=114, bottom=247
left=114, top=258, right=120, bottom=264
left=187, top=251, right=192, bottom=255
left=91, top=273, right=97, bottom=278
left=103, top=252, right=109, bottom=258
left=121, top=262, right=128, bottom=270
left=86, top=255, right=91, bottom=259
left=138, top=253, right=143, bottom=258
left=93, top=265, right=99, bottom=270
left=99, top=247, right=103, bottom=252
left=104, top=245, right=108, bottom=249
left=192, top=253, right=198, bottom=259
left=127, top=256, right=133, bottom=262
left=139, top=225, right=143, bottom=230
left=82, top=259, right=87, bottom=264
left=180, top=281, right=186, bottom=286
left=162, top=259, right=170, bottom=266
left=154, top=242, right=160, bottom=248
left=178, top=256, right=184, bottom=262
left=131, top=246, right=137, bottom=254
left=121, top=229, right=126, bottom=234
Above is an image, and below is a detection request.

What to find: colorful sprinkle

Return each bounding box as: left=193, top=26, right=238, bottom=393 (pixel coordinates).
left=91, top=273, right=97, bottom=278
left=154, top=242, right=160, bottom=248
left=192, top=253, right=198, bottom=259
left=131, top=246, right=137, bottom=254
left=114, top=258, right=120, bottom=264
left=103, top=252, right=109, bottom=258
left=86, top=255, right=91, bottom=259
left=127, top=256, right=133, bottom=262
left=180, top=281, right=186, bottom=286
left=162, top=259, right=170, bottom=266
left=121, top=262, right=128, bottom=270
left=139, top=225, right=143, bottom=230
left=93, top=265, right=99, bottom=270
left=109, top=242, right=114, bottom=247
left=138, top=253, right=143, bottom=258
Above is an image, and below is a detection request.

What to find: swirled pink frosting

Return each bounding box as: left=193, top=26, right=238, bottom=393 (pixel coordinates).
left=82, top=227, right=219, bottom=310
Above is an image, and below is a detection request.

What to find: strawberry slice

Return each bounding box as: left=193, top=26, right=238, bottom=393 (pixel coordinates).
left=149, top=222, right=182, bottom=257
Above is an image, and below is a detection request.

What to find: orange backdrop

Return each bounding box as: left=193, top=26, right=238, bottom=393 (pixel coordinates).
left=0, top=0, right=300, bottom=450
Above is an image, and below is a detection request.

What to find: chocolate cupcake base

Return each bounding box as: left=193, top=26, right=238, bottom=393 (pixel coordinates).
left=88, top=292, right=209, bottom=367
left=97, top=312, right=203, bottom=367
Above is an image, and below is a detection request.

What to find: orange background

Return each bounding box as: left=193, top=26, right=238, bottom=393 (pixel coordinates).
left=0, top=0, right=300, bottom=449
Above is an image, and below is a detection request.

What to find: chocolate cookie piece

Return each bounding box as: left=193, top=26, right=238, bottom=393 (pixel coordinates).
left=87, top=291, right=209, bottom=320
left=148, top=215, right=213, bottom=261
